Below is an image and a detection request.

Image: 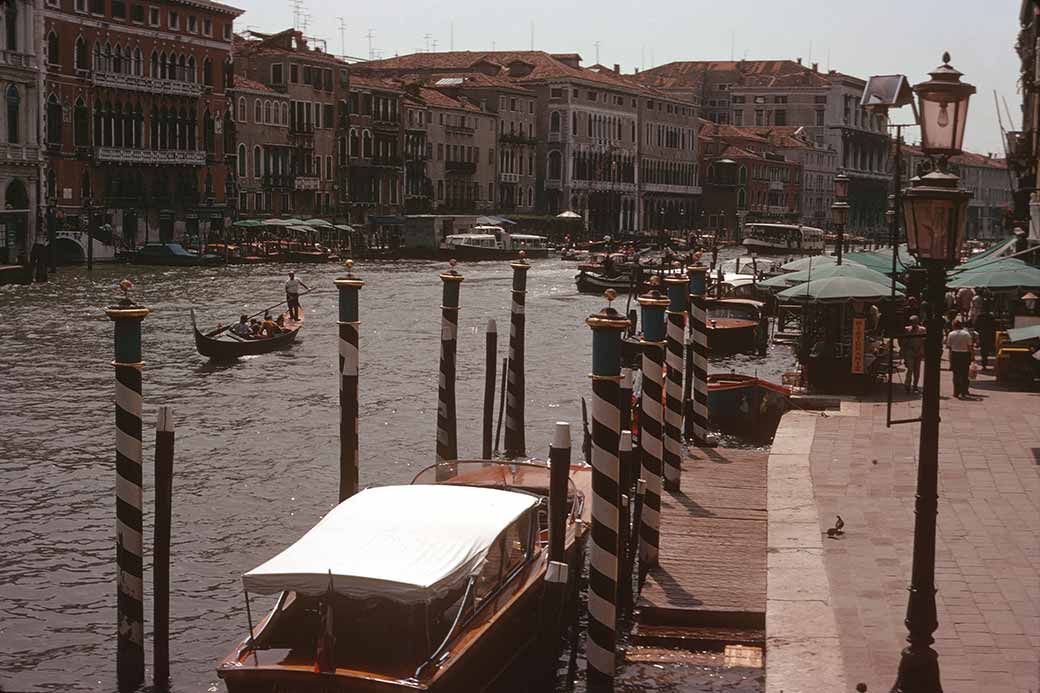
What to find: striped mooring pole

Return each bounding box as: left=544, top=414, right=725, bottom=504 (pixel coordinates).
left=436, top=260, right=463, bottom=477
left=504, top=254, right=530, bottom=458
left=584, top=299, right=630, bottom=691
left=105, top=279, right=149, bottom=692
left=662, top=274, right=688, bottom=492
left=636, top=286, right=668, bottom=570
left=336, top=260, right=365, bottom=501
left=687, top=266, right=710, bottom=446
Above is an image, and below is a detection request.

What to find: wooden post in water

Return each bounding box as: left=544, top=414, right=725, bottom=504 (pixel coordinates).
left=619, top=368, right=633, bottom=443
left=104, top=279, right=149, bottom=692
left=662, top=274, right=688, bottom=491
left=539, top=424, right=571, bottom=689
left=482, top=319, right=497, bottom=460
left=336, top=260, right=365, bottom=500
left=153, top=406, right=174, bottom=688
left=637, top=286, right=668, bottom=570
left=504, top=254, right=530, bottom=458
left=584, top=297, right=629, bottom=691
left=687, top=266, right=710, bottom=445
left=617, top=430, right=633, bottom=619
left=436, top=260, right=463, bottom=477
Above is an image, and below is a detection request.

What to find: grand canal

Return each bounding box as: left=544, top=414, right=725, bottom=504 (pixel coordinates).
left=0, top=256, right=786, bottom=692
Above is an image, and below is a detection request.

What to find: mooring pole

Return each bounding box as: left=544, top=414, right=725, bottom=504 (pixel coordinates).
left=619, top=367, right=633, bottom=445
left=336, top=260, right=364, bottom=500
left=504, top=254, right=530, bottom=458
left=105, top=279, right=148, bottom=692
left=540, top=421, right=572, bottom=690
left=637, top=286, right=668, bottom=570
left=687, top=266, right=710, bottom=445
left=436, top=260, right=463, bottom=477
left=153, top=405, right=174, bottom=689
left=482, top=319, right=497, bottom=460
left=584, top=296, right=629, bottom=691
left=662, top=274, right=688, bottom=491
left=628, top=478, right=645, bottom=609
left=617, top=430, right=633, bottom=620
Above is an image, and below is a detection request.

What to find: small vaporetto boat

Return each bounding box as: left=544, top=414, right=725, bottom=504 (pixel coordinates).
left=707, top=373, right=790, bottom=441
left=216, top=461, right=590, bottom=692
left=191, top=308, right=303, bottom=360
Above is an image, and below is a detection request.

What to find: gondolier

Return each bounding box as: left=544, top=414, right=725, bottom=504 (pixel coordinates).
left=285, top=272, right=309, bottom=321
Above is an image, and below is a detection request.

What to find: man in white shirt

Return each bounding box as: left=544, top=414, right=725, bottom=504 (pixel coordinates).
left=285, top=271, right=309, bottom=321
left=945, top=319, right=974, bottom=399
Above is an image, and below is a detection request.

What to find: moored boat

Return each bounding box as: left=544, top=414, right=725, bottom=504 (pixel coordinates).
left=707, top=373, right=790, bottom=441
left=130, top=242, right=224, bottom=266
left=704, top=298, right=769, bottom=354
left=216, top=460, right=591, bottom=692
left=442, top=226, right=551, bottom=261
left=742, top=223, right=825, bottom=255
left=191, top=308, right=303, bottom=360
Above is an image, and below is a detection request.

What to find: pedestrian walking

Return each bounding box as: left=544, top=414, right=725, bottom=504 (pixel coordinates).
left=956, top=286, right=974, bottom=322
left=901, top=315, right=926, bottom=393
left=973, top=308, right=996, bottom=369
left=285, top=271, right=309, bottom=321
left=946, top=319, right=974, bottom=399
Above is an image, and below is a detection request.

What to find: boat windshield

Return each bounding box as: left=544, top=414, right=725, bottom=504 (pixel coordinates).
left=411, top=461, right=577, bottom=509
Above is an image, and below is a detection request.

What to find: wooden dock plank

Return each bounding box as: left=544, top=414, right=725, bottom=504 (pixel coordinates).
left=637, top=448, right=768, bottom=630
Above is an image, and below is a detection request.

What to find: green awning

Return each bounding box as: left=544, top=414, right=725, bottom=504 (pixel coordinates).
left=1006, top=324, right=1040, bottom=343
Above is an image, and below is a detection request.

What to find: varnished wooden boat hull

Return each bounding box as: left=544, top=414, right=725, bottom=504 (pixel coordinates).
left=192, top=310, right=302, bottom=360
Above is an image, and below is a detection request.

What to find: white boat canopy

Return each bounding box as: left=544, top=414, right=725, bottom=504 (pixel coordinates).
left=242, top=485, right=538, bottom=602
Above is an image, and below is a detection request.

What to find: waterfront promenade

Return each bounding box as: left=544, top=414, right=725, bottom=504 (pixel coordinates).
left=767, top=366, right=1040, bottom=692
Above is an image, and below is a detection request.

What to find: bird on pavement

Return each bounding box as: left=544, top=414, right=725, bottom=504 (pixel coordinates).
left=826, top=515, right=845, bottom=538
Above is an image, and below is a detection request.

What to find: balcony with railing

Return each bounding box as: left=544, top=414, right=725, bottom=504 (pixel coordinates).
left=262, top=173, right=293, bottom=190
left=0, top=143, right=43, bottom=164
left=445, top=160, right=477, bottom=175
left=446, top=124, right=475, bottom=136
left=499, top=132, right=537, bottom=145
left=94, top=148, right=206, bottom=165
left=92, top=71, right=203, bottom=97
left=499, top=172, right=520, bottom=184
left=0, top=50, right=33, bottom=69
left=294, top=176, right=320, bottom=191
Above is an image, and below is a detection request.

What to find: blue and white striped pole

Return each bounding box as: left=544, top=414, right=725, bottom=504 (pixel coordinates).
left=336, top=260, right=364, bottom=500
left=504, top=255, right=530, bottom=458
left=662, top=274, right=688, bottom=491
left=687, top=267, right=710, bottom=445
left=637, top=286, right=668, bottom=569
left=437, top=261, right=463, bottom=478
left=584, top=298, right=630, bottom=691
left=105, top=279, right=149, bottom=692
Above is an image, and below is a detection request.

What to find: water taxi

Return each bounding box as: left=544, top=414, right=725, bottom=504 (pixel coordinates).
left=442, top=226, right=551, bottom=260
left=742, top=223, right=825, bottom=254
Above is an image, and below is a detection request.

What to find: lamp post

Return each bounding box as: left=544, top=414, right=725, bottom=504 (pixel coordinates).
left=891, top=53, right=973, bottom=693
left=831, top=173, right=850, bottom=264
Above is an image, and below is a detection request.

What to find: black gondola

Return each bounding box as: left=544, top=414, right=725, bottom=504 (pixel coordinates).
left=191, top=308, right=303, bottom=360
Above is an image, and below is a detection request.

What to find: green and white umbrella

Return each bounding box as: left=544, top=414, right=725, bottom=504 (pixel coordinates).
left=780, top=255, right=847, bottom=272
left=770, top=263, right=906, bottom=292
left=303, top=218, right=334, bottom=227
left=946, top=262, right=1040, bottom=290
left=232, top=218, right=264, bottom=227
left=777, top=276, right=904, bottom=303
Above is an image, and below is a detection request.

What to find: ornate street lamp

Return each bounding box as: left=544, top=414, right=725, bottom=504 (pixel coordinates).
left=832, top=173, right=850, bottom=263
left=891, top=53, right=973, bottom=693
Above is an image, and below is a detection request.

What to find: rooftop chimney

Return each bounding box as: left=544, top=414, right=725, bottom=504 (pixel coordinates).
left=613, top=63, right=620, bottom=74
left=797, top=57, right=802, bottom=65
left=811, top=62, right=818, bottom=73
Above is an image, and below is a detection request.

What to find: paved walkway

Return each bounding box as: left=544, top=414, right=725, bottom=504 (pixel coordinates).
left=769, top=365, right=1039, bottom=692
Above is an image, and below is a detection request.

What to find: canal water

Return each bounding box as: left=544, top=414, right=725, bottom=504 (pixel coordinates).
left=0, top=255, right=786, bottom=692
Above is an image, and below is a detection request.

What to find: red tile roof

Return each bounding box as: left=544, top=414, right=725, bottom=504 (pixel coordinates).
left=898, top=142, right=1008, bottom=169
left=408, top=86, right=482, bottom=113
left=232, top=77, right=276, bottom=94
left=235, top=30, right=347, bottom=66
left=349, top=73, right=404, bottom=93
left=634, top=59, right=831, bottom=90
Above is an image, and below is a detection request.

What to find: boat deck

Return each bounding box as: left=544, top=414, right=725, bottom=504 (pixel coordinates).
left=635, top=447, right=767, bottom=642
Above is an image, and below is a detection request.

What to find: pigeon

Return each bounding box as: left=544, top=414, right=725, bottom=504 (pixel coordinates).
left=826, top=515, right=845, bottom=538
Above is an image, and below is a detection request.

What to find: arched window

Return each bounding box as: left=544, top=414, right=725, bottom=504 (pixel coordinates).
left=738, top=188, right=746, bottom=209
left=237, top=143, right=246, bottom=177
left=739, top=165, right=748, bottom=185
left=5, top=0, right=17, bottom=52
left=177, top=54, right=186, bottom=82
left=150, top=50, right=158, bottom=78
left=47, top=31, right=59, bottom=66
left=75, top=36, right=87, bottom=70
left=133, top=48, right=142, bottom=76
left=74, top=98, right=88, bottom=146
left=548, top=150, right=562, bottom=179
left=264, top=100, right=272, bottom=124
left=113, top=43, right=122, bottom=73
left=203, top=111, right=214, bottom=153
left=550, top=111, right=560, bottom=133
left=203, top=57, right=212, bottom=86
left=6, top=85, right=19, bottom=143
left=280, top=103, right=288, bottom=125
left=252, top=145, right=261, bottom=178
left=253, top=99, right=260, bottom=123
left=187, top=56, right=196, bottom=83
left=102, top=42, right=111, bottom=72
left=123, top=46, right=131, bottom=74
left=46, top=94, right=61, bottom=144
left=236, top=97, right=245, bottom=122
left=158, top=51, right=167, bottom=79
left=349, top=128, right=359, bottom=156
left=362, top=130, right=372, bottom=158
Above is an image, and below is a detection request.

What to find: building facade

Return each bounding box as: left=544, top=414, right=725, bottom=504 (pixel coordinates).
left=227, top=76, right=291, bottom=217
left=751, top=125, right=838, bottom=227
left=44, top=0, right=241, bottom=255
left=233, top=29, right=346, bottom=220
left=1013, top=0, right=1038, bottom=234
left=1, top=0, right=43, bottom=264
left=343, top=74, right=403, bottom=226
left=635, top=59, right=889, bottom=236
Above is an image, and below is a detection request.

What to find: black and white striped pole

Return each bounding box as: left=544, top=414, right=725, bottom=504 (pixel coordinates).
left=584, top=295, right=629, bottom=691
left=436, top=260, right=463, bottom=478
left=662, top=274, right=688, bottom=492
left=105, top=279, right=148, bottom=692
left=504, top=254, right=529, bottom=458
left=619, top=367, right=633, bottom=444
left=637, top=286, right=668, bottom=570
left=687, top=266, right=710, bottom=446
left=336, top=260, right=364, bottom=500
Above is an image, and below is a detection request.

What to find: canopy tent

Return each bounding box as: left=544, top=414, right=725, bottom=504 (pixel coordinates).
left=303, top=218, right=334, bottom=227
left=287, top=225, right=318, bottom=234
left=242, top=485, right=538, bottom=602
left=1006, top=324, right=1040, bottom=343
left=475, top=215, right=499, bottom=226
left=334, top=224, right=357, bottom=233
left=777, top=276, right=904, bottom=303
left=780, top=255, right=854, bottom=272
left=946, top=263, right=1040, bottom=290
left=762, top=264, right=906, bottom=292
left=556, top=211, right=582, bottom=219
left=958, top=237, right=1019, bottom=269
left=232, top=219, right=264, bottom=228
left=843, top=244, right=917, bottom=274
left=950, top=257, right=1030, bottom=275
left=264, top=218, right=307, bottom=227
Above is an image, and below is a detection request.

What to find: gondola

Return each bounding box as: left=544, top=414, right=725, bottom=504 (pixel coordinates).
left=191, top=308, right=303, bottom=360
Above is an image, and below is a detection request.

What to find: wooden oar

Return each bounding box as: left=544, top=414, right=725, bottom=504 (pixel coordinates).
left=204, top=288, right=313, bottom=338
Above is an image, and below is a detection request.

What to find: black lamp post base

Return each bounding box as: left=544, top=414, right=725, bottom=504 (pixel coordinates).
left=891, top=643, right=942, bottom=692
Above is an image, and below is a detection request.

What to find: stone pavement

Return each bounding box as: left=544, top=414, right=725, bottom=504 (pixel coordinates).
left=768, top=365, right=1040, bottom=692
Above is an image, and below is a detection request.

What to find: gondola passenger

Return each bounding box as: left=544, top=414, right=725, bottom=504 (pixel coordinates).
left=230, top=315, right=252, bottom=338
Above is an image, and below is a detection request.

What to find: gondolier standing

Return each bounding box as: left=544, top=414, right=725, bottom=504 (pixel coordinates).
left=285, top=272, right=309, bottom=321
